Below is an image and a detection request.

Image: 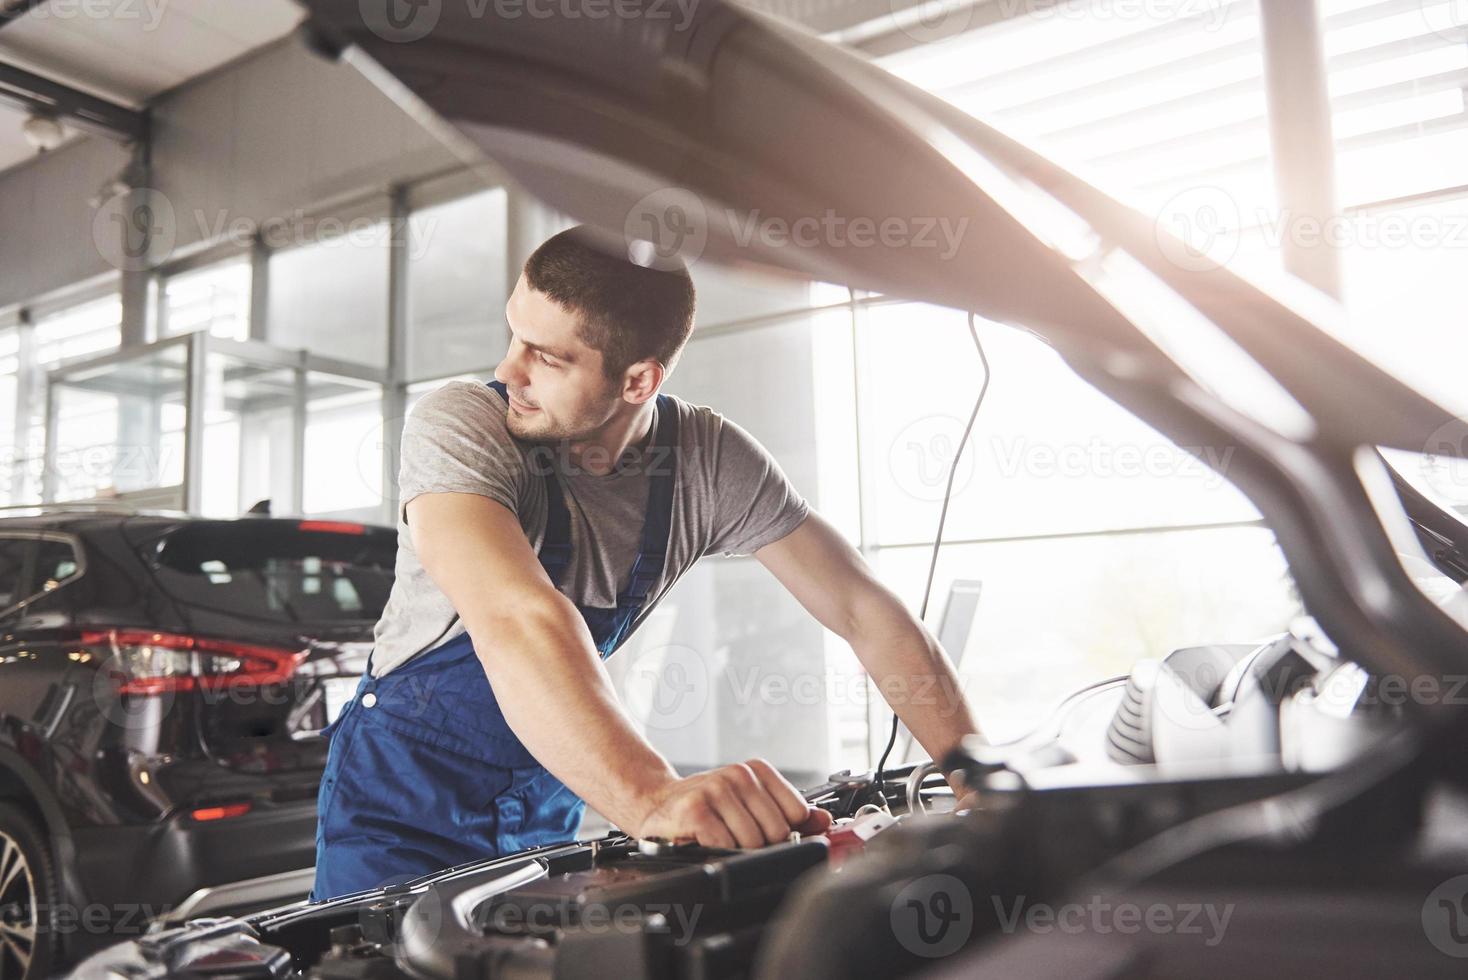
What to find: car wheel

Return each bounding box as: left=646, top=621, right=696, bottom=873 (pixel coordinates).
left=0, top=804, right=58, bottom=980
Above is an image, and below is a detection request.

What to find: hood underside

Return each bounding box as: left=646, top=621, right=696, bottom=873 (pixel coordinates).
left=295, top=0, right=1468, bottom=699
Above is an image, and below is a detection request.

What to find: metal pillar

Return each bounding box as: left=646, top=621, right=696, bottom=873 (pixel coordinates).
left=1259, top=0, right=1341, bottom=298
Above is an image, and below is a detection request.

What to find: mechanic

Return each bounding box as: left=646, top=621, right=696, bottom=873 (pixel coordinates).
left=311, top=226, right=983, bottom=900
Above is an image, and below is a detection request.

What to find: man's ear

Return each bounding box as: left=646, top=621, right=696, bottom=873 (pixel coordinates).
left=622, top=359, right=665, bottom=404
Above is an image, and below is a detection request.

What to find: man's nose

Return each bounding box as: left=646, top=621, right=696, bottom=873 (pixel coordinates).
left=493, top=352, right=527, bottom=388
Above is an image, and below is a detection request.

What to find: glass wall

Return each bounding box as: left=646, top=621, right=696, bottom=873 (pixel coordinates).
left=33, top=294, right=123, bottom=365
left=1322, top=0, right=1468, bottom=209
left=1314, top=2, right=1468, bottom=420
left=199, top=353, right=298, bottom=518
left=0, top=324, right=18, bottom=504
left=268, top=225, right=390, bottom=368
left=612, top=311, right=834, bottom=776
left=22, top=294, right=126, bottom=503
left=407, top=188, right=509, bottom=381
left=47, top=344, right=188, bottom=504
left=303, top=372, right=383, bottom=520
left=879, top=1, right=1276, bottom=227
left=161, top=257, right=251, bottom=341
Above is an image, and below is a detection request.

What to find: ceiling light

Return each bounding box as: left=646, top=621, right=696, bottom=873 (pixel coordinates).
left=21, top=112, right=65, bottom=153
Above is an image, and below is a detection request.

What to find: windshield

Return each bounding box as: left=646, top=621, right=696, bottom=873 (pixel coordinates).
left=144, top=521, right=397, bottom=625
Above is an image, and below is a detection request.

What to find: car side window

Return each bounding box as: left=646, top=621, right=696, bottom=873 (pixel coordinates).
left=34, top=539, right=81, bottom=593
left=0, top=538, right=30, bottom=609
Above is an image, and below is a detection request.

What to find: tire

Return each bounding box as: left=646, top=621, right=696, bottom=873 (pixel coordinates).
left=0, top=803, right=59, bottom=980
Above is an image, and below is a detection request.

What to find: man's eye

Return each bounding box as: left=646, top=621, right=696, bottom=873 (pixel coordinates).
left=537, top=352, right=557, bottom=368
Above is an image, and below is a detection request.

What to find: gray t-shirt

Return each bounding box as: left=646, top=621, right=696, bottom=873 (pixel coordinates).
left=370, top=380, right=810, bottom=676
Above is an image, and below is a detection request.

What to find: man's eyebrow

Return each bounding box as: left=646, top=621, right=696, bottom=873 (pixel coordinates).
left=524, top=340, right=577, bottom=363
left=508, top=322, right=577, bottom=363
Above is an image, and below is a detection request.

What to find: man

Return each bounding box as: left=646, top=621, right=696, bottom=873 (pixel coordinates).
left=311, top=226, right=981, bottom=900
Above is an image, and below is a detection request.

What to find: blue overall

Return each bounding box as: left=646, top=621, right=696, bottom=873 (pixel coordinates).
left=311, top=381, right=678, bottom=901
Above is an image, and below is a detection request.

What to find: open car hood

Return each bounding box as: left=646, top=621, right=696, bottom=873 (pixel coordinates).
left=295, top=0, right=1468, bottom=709
left=297, top=0, right=1456, bottom=451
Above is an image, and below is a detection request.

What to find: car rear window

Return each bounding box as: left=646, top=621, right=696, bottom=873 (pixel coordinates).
left=143, top=521, right=396, bottom=624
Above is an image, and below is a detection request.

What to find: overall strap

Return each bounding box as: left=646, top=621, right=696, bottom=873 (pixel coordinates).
left=485, top=381, right=679, bottom=599
left=620, top=393, right=679, bottom=603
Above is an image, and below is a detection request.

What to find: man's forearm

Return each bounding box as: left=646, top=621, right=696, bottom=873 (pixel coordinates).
left=465, top=595, right=678, bottom=833
left=848, top=597, right=982, bottom=773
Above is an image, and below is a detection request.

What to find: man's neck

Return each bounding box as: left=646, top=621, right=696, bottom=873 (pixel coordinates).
left=565, top=399, right=656, bottom=476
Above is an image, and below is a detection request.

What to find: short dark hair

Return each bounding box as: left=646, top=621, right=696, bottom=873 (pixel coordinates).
left=524, top=226, right=696, bottom=381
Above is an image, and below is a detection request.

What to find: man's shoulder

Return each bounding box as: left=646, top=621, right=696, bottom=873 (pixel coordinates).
left=414, top=378, right=504, bottom=412
left=661, top=393, right=725, bottom=444
left=408, top=380, right=509, bottom=434
left=659, top=395, right=780, bottom=482
left=402, top=380, right=527, bottom=472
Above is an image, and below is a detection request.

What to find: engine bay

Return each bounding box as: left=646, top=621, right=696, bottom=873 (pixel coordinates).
left=77, top=625, right=1468, bottom=980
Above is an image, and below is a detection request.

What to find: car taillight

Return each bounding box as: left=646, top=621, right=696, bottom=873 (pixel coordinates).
left=298, top=520, right=366, bottom=534
left=191, top=802, right=253, bottom=822
left=82, top=630, right=309, bottom=695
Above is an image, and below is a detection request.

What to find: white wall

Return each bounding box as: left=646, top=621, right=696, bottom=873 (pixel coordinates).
left=0, top=35, right=461, bottom=312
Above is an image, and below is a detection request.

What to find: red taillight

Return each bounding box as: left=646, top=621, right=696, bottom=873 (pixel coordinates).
left=82, top=630, right=308, bottom=695
left=298, top=520, right=366, bottom=535
left=191, top=802, right=252, bottom=822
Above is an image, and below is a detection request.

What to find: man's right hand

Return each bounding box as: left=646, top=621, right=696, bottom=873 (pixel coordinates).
left=633, top=759, right=834, bottom=849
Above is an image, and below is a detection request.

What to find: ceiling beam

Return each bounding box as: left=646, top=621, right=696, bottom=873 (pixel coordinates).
left=0, top=61, right=146, bottom=143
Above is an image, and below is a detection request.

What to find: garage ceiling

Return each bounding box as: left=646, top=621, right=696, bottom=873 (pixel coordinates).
left=0, top=0, right=303, bottom=173
left=0, top=0, right=921, bottom=177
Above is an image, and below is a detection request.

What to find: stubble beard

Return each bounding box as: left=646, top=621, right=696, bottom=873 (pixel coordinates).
left=506, top=401, right=608, bottom=445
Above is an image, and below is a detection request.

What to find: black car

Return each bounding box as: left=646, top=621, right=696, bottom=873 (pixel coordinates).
left=0, top=509, right=395, bottom=978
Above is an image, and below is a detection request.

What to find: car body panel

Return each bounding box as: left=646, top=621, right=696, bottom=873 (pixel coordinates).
left=0, top=512, right=391, bottom=966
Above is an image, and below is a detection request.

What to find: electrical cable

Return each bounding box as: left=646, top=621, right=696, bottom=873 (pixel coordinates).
left=874, top=312, right=990, bottom=797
